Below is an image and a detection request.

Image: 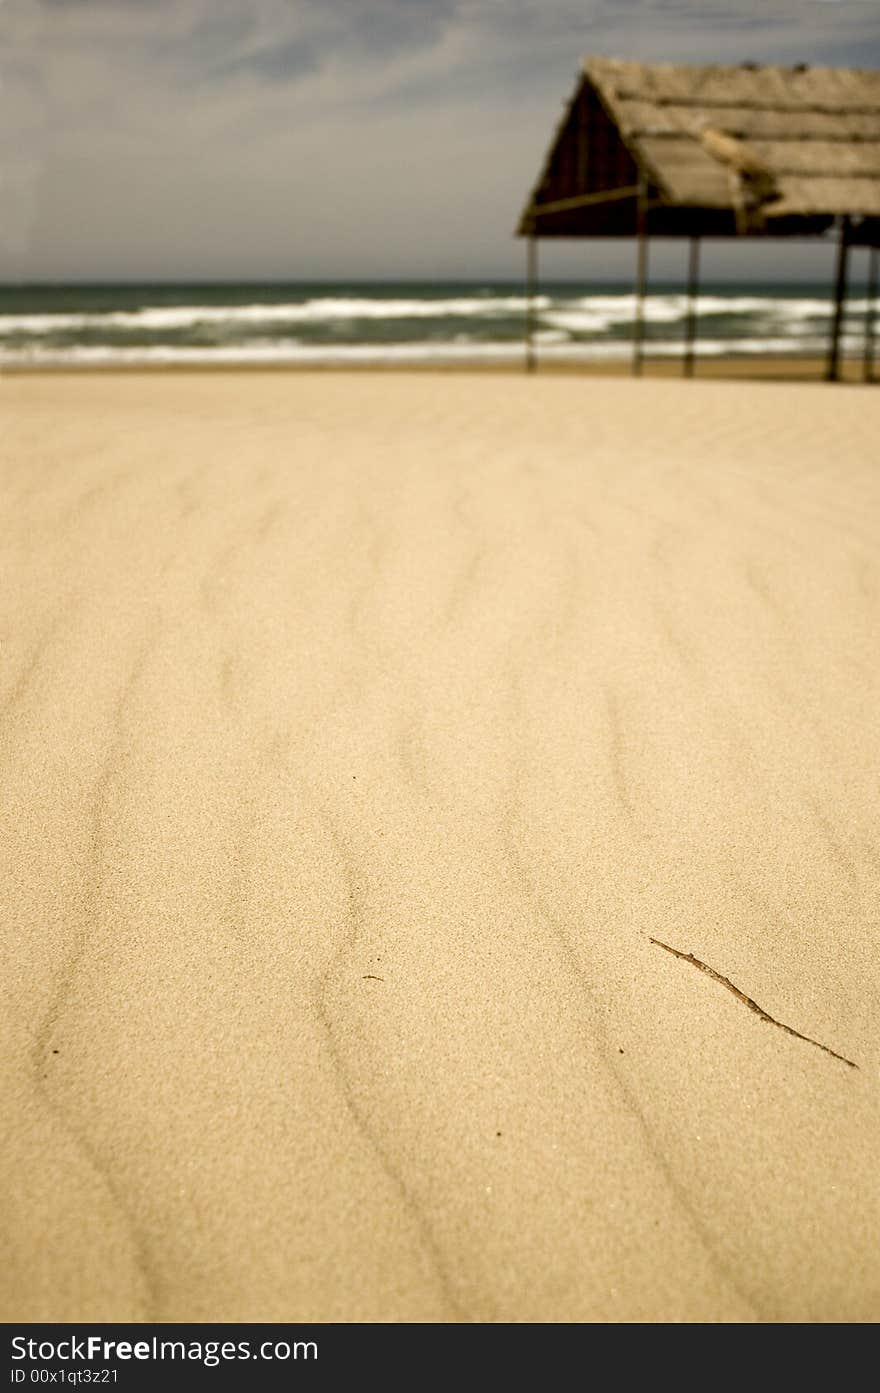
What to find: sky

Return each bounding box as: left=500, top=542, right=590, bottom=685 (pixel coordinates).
left=2, top=0, right=879, bottom=283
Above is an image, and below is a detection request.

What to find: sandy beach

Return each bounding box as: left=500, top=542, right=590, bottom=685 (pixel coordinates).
left=1, top=369, right=878, bottom=1323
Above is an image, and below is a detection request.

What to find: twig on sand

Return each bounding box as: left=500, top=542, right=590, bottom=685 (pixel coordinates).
left=649, top=937, right=858, bottom=1069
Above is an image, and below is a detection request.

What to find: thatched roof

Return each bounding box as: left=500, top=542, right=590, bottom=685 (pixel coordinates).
left=517, top=57, right=880, bottom=240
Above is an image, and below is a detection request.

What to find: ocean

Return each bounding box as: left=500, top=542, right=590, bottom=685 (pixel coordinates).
left=0, top=280, right=873, bottom=368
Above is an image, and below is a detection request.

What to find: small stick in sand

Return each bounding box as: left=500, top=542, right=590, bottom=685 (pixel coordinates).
left=649, top=937, right=858, bottom=1069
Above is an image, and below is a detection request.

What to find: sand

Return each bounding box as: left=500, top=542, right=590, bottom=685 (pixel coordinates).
left=1, top=369, right=878, bottom=1324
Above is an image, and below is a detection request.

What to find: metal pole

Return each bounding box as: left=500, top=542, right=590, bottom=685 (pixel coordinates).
left=864, top=245, right=878, bottom=385
left=683, top=236, right=701, bottom=378
left=525, top=234, right=537, bottom=375
left=633, top=184, right=649, bottom=378
left=826, top=215, right=851, bottom=383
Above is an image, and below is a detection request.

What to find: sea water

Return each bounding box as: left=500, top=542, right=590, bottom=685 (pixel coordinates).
left=0, top=281, right=872, bottom=367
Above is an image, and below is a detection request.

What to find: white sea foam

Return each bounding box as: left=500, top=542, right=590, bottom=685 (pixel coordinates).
left=1, top=333, right=863, bottom=369
left=647, top=335, right=832, bottom=357
left=1, top=291, right=870, bottom=339
left=543, top=294, right=870, bottom=335
left=0, top=341, right=529, bottom=366
left=0, top=295, right=553, bottom=335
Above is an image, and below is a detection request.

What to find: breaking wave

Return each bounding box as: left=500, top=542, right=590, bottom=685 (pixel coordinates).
left=0, top=281, right=872, bottom=367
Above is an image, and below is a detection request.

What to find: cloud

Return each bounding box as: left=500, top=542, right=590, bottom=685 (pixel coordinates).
left=3, top=0, right=880, bottom=278
left=202, top=1, right=460, bottom=86
left=15, top=4, right=880, bottom=111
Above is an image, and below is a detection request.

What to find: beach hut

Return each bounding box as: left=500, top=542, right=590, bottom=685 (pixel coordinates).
left=516, top=58, right=880, bottom=379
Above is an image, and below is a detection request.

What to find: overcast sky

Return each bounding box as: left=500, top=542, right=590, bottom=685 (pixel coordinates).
left=2, top=1, right=879, bottom=282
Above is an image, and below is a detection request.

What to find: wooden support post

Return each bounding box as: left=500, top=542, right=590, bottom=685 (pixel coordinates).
left=683, top=236, right=701, bottom=379
left=633, top=185, right=649, bottom=378
left=525, top=234, right=537, bottom=375
left=826, top=215, right=851, bottom=383
left=864, top=245, right=878, bottom=385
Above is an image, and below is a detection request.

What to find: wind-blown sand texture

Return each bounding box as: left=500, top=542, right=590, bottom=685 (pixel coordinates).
left=1, top=371, right=879, bottom=1323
